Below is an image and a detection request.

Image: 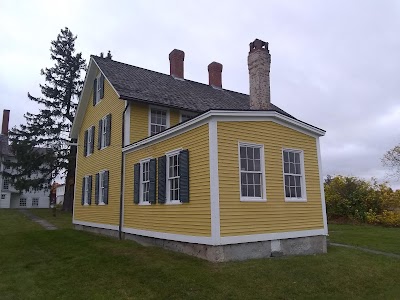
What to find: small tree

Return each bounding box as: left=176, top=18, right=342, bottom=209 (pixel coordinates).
left=382, top=145, right=400, bottom=179
left=6, top=27, right=86, bottom=211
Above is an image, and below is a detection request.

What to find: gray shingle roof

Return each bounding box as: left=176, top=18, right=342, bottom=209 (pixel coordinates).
left=93, top=56, right=294, bottom=118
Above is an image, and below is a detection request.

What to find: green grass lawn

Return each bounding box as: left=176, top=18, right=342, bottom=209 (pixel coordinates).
left=1, top=210, right=399, bottom=299
left=29, top=208, right=73, bottom=229
left=329, top=223, right=400, bottom=254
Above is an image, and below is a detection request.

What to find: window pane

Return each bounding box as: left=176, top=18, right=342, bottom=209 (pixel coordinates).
left=284, top=151, right=289, bottom=163
left=247, top=147, right=254, bottom=159
left=294, top=153, right=300, bottom=163
left=295, top=163, right=301, bottom=175
left=254, top=148, right=260, bottom=159
left=255, top=184, right=261, bottom=197
left=285, top=186, right=290, bottom=197
left=241, top=184, right=247, bottom=197
left=285, top=175, right=290, bottom=186
left=296, top=187, right=302, bottom=198
left=290, top=187, right=296, bottom=197
left=247, top=173, right=254, bottom=184
left=295, top=176, right=301, bottom=187
left=254, top=173, right=261, bottom=184
left=284, top=162, right=289, bottom=173
left=240, top=159, right=247, bottom=171
left=240, top=147, right=246, bottom=159
left=289, top=175, right=294, bottom=186
left=241, top=173, right=247, bottom=184
left=289, top=152, right=294, bottom=163
left=289, top=163, right=295, bottom=174
left=248, top=159, right=254, bottom=171
left=254, top=159, right=261, bottom=172
left=248, top=184, right=255, bottom=197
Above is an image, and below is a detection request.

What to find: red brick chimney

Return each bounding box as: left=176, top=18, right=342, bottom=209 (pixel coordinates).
left=208, top=62, right=223, bottom=88
left=1, top=109, right=10, bottom=136
left=169, top=49, right=185, bottom=79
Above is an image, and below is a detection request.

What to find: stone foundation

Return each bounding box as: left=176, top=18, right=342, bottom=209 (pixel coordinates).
left=74, top=224, right=327, bottom=262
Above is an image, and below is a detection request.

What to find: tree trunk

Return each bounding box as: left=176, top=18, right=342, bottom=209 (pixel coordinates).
left=62, top=141, right=77, bottom=212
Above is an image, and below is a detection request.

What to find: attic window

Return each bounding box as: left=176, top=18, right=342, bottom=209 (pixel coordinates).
left=149, top=107, right=169, bottom=136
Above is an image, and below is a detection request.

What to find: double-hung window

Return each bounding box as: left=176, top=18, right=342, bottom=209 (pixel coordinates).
left=19, top=198, right=26, bottom=207
left=95, top=170, right=108, bottom=205
left=101, top=116, right=107, bottom=148
left=150, top=108, right=168, bottom=135
left=139, top=159, right=151, bottom=204
left=85, top=126, right=94, bottom=156
left=98, top=114, right=111, bottom=149
left=32, top=198, right=39, bottom=207
left=180, top=111, right=197, bottom=122
left=239, top=142, right=265, bottom=201
left=283, top=149, right=306, bottom=201
left=166, top=150, right=180, bottom=203
left=82, top=175, right=92, bottom=205
left=3, top=177, right=9, bottom=190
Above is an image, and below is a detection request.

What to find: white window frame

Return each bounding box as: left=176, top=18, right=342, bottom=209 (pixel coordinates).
left=19, top=198, right=26, bottom=207
left=98, top=170, right=107, bottom=205
left=3, top=177, right=10, bottom=190
left=139, top=158, right=152, bottom=205
left=95, top=74, right=101, bottom=105
left=148, top=106, right=170, bottom=136
left=32, top=198, right=39, bottom=207
left=282, top=148, right=307, bottom=202
left=166, top=148, right=182, bottom=205
left=101, top=116, right=107, bottom=149
left=238, top=142, right=267, bottom=202
left=179, top=111, right=197, bottom=123
left=83, top=175, right=90, bottom=206
left=86, top=126, right=93, bottom=156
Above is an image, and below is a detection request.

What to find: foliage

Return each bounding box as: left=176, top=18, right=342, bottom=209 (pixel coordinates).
left=382, top=145, right=400, bottom=179
left=325, top=175, right=400, bottom=226
left=5, top=27, right=86, bottom=211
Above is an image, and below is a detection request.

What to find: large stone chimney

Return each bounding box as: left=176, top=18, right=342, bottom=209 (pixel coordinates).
left=208, top=62, right=223, bottom=88
left=248, top=39, right=271, bottom=110
left=1, top=109, right=10, bottom=135
left=169, top=49, right=185, bottom=79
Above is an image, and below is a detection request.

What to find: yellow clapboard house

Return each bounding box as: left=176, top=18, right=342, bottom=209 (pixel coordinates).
left=71, top=39, right=327, bottom=261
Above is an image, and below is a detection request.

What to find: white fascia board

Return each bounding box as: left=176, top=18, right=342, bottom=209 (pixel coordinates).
left=122, top=110, right=325, bottom=153
left=70, top=58, right=120, bottom=139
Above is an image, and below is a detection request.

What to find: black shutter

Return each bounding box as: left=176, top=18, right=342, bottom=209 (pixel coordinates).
left=93, top=78, right=97, bottom=106
left=100, top=74, right=105, bottom=99
left=98, top=119, right=102, bottom=150
left=81, top=177, right=85, bottom=205
left=104, top=171, right=109, bottom=204
left=133, top=163, right=140, bottom=204
left=95, top=173, right=99, bottom=205
left=106, top=114, right=111, bottom=147
left=88, top=175, right=92, bottom=205
left=149, top=159, right=157, bottom=204
left=83, top=130, right=88, bottom=157
left=91, top=126, right=95, bottom=154
left=179, top=149, right=189, bottom=203
left=158, top=156, right=166, bottom=204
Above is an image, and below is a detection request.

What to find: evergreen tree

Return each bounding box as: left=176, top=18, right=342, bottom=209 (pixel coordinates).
left=6, top=27, right=86, bottom=211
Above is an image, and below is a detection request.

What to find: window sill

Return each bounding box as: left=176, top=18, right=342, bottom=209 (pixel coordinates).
left=138, top=202, right=152, bottom=206
left=83, top=203, right=90, bottom=206
left=98, top=202, right=106, bottom=206
left=100, top=146, right=108, bottom=150
left=240, top=198, right=267, bottom=202
left=285, top=198, right=307, bottom=202
left=165, top=201, right=182, bottom=205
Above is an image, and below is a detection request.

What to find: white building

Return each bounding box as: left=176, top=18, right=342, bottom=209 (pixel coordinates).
left=0, top=110, right=50, bottom=209
left=56, top=184, right=65, bottom=205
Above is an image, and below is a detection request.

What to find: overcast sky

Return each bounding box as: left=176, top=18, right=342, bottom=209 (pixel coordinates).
left=1, top=0, right=399, bottom=187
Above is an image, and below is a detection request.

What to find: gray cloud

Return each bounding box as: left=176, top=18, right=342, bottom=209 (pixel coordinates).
left=1, top=0, right=399, bottom=187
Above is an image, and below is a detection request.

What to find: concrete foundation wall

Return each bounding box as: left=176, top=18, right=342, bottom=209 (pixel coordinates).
left=74, top=224, right=327, bottom=262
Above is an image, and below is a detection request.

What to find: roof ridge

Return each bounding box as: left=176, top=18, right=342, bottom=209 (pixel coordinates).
left=91, top=55, right=250, bottom=97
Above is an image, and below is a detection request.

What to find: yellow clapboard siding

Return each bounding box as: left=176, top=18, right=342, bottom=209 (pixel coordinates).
left=217, top=121, right=324, bottom=236
left=74, top=71, right=124, bottom=226
left=170, top=109, right=180, bottom=127
left=123, top=124, right=211, bottom=236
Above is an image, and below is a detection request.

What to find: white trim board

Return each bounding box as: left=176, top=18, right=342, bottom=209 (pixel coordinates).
left=316, top=137, right=329, bottom=235
left=73, top=219, right=119, bottom=231
left=209, top=120, right=221, bottom=244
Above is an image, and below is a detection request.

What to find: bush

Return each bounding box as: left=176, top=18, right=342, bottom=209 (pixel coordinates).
left=325, top=175, right=400, bottom=226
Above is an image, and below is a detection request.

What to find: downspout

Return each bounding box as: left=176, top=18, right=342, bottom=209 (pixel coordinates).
left=119, top=102, right=129, bottom=240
